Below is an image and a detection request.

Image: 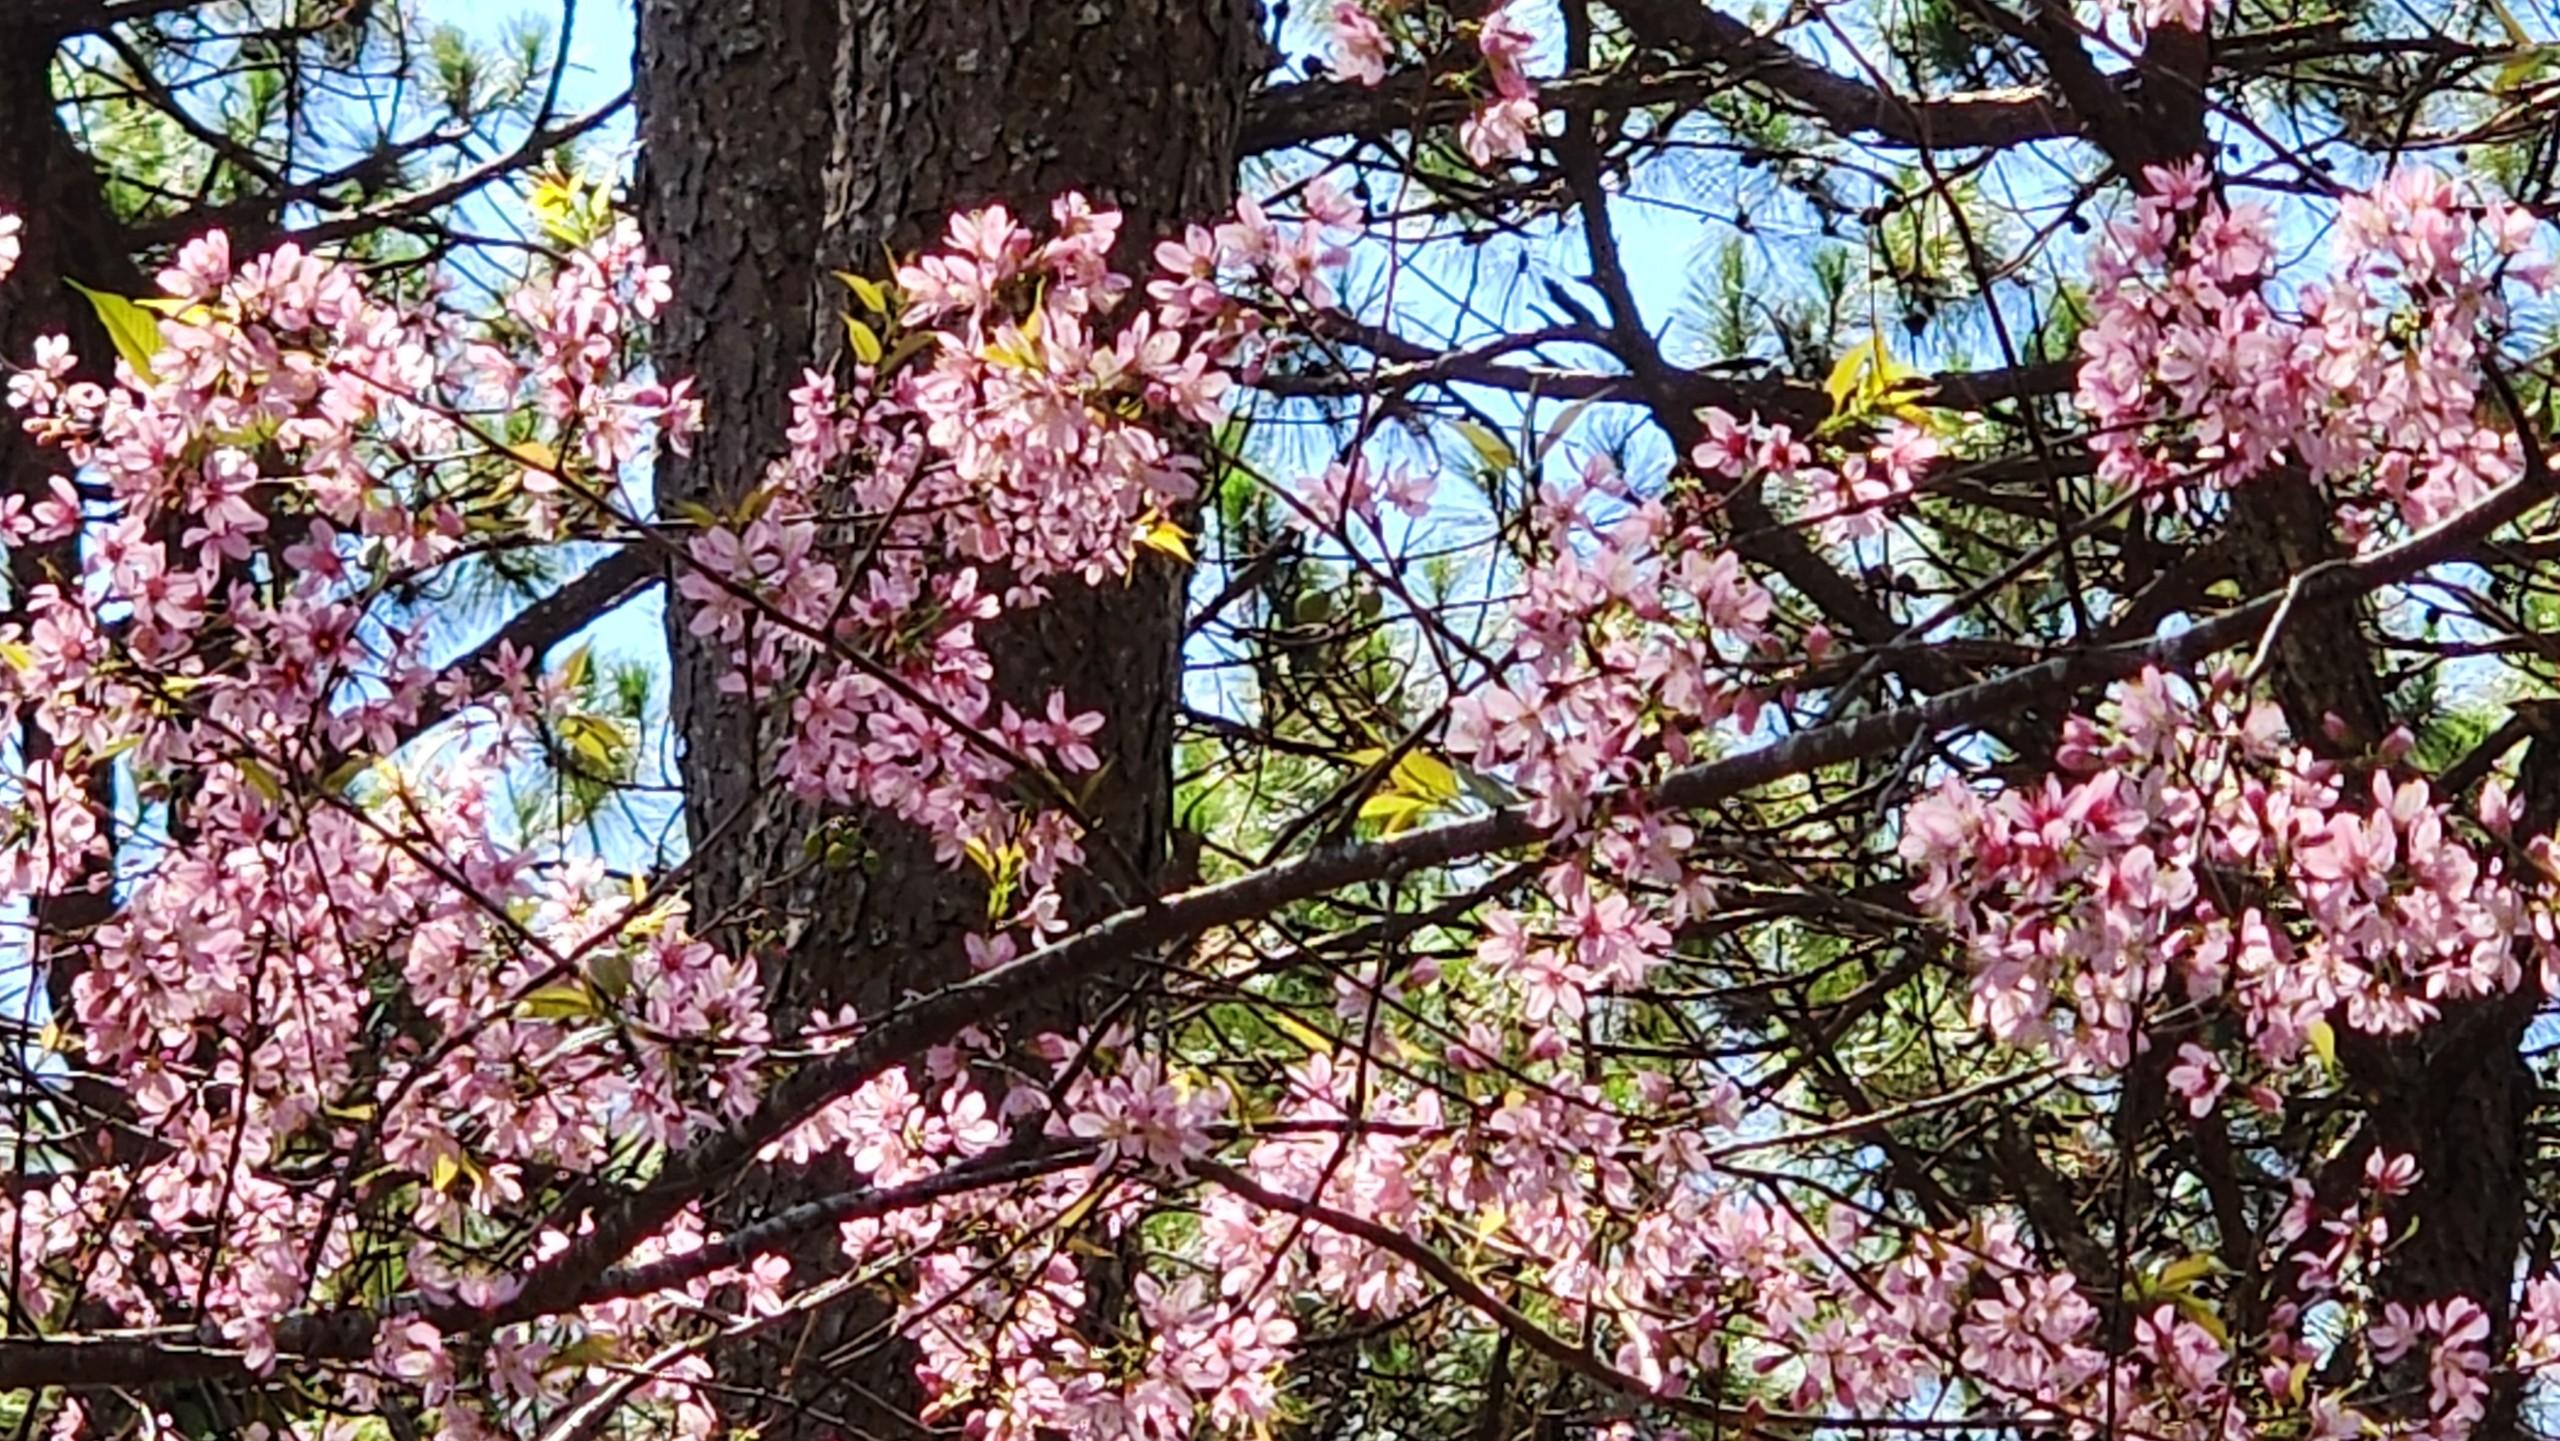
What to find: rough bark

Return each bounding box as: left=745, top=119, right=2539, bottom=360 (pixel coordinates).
left=2230, top=470, right=2530, bottom=1437
left=2331, top=706, right=2560, bottom=1439
left=0, top=22, right=160, bottom=1434
left=634, top=0, right=1257, bottom=1431
left=0, top=19, right=143, bottom=1019
left=2223, top=469, right=2397, bottom=755
left=2079, top=48, right=2539, bottom=1409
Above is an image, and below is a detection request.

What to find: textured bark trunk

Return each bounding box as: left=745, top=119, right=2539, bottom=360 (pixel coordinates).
left=0, top=23, right=140, bottom=999
left=2346, top=1002, right=2534, bottom=1430
left=0, top=26, right=159, bottom=1435
left=2225, top=466, right=2535, bottom=1435
left=634, top=1, right=1256, bottom=1431
left=2222, top=470, right=2395, bottom=757
left=2333, top=710, right=2560, bottom=1440
left=2092, top=63, right=2539, bottom=1429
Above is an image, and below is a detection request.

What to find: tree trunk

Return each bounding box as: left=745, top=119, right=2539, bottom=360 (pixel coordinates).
left=633, top=0, right=1257, bottom=1430
left=0, top=19, right=142, bottom=999
left=2227, top=470, right=2534, bottom=1436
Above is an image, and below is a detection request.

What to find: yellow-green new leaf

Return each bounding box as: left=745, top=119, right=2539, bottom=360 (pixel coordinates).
left=1358, top=790, right=1438, bottom=835
left=845, top=315, right=885, bottom=366
left=520, top=983, right=599, bottom=1020
left=2488, top=0, right=2535, bottom=48
left=2172, top=1293, right=2230, bottom=1343
left=1452, top=420, right=1517, bottom=475
left=2308, top=1018, right=2339, bottom=1076
left=1822, top=333, right=1931, bottom=431
left=1387, top=749, right=1462, bottom=806
left=834, top=270, right=891, bottom=316
left=556, top=713, right=628, bottom=773
left=66, top=279, right=166, bottom=384
left=1267, top=1009, right=1336, bottom=1055
left=2154, top=1252, right=2226, bottom=1293
left=1136, top=515, right=1196, bottom=565
left=320, top=755, right=375, bottom=794
left=235, top=757, right=284, bottom=803
left=1357, top=748, right=1468, bottom=835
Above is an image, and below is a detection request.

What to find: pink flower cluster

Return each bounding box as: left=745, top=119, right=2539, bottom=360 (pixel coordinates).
left=679, top=192, right=1341, bottom=937
left=1692, top=408, right=1941, bottom=543
left=9, top=135, right=2560, bottom=1441
left=0, top=214, right=766, bottom=1432
left=2077, top=162, right=2545, bottom=536
left=1322, top=0, right=1393, bottom=85
left=890, top=1002, right=2555, bottom=1441
left=1903, top=667, right=2554, bottom=1072
left=1461, top=5, right=1541, bottom=166
left=1318, top=2, right=1543, bottom=166
left=730, top=1019, right=1276, bottom=1441
left=1450, top=457, right=1771, bottom=858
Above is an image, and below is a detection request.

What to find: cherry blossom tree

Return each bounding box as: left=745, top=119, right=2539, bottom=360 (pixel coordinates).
left=9, top=1, right=2560, bottom=1440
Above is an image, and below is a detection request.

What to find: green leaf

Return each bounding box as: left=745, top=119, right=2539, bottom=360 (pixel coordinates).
left=589, top=949, right=635, bottom=1001
left=2488, top=0, right=2535, bottom=48
left=833, top=270, right=890, bottom=316
left=1387, top=749, right=1462, bottom=805
left=520, top=983, right=599, bottom=1020
left=2173, top=1293, right=2229, bottom=1343
left=1821, top=333, right=1935, bottom=434
left=1357, top=790, right=1436, bottom=834
left=134, top=297, right=213, bottom=325
left=2154, top=1252, right=2226, bottom=1292
left=546, top=1334, right=621, bottom=1374
left=844, top=315, right=884, bottom=366
left=556, top=712, right=628, bottom=773
left=983, top=314, right=1043, bottom=370
left=557, top=641, right=594, bottom=694
left=2307, top=1018, right=2338, bottom=1076
left=236, top=757, right=283, bottom=803
left=2494, top=45, right=2554, bottom=93
left=1824, top=336, right=1884, bottom=414
left=213, top=415, right=282, bottom=451
left=1267, top=1009, right=1335, bottom=1055
left=527, top=164, right=612, bottom=247
left=1136, top=514, right=1195, bottom=564
left=1356, top=747, right=1468, bottom=835
left=1451, top=420, right=1517, bottom=476
left=881, top=331, right=936, bottom=375
left=65, top=279, right=165, bottom=385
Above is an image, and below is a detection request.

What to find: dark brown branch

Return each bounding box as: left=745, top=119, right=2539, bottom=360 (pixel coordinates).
left=582, top=1143, right=1102, bottom=1306
left=25, top=0, right=216, bottom=39
left=1238, top=0, right=2075, bottom=158
left=395, top=545, right=663, bottom=744
left=1606, top=0, right=2078, bottom=149
left=1280, top=309, right=2077, bottom=425
left=133, top=91, right=631, bottom=249
left=1192, top=1158, right=1727, bottom=1416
